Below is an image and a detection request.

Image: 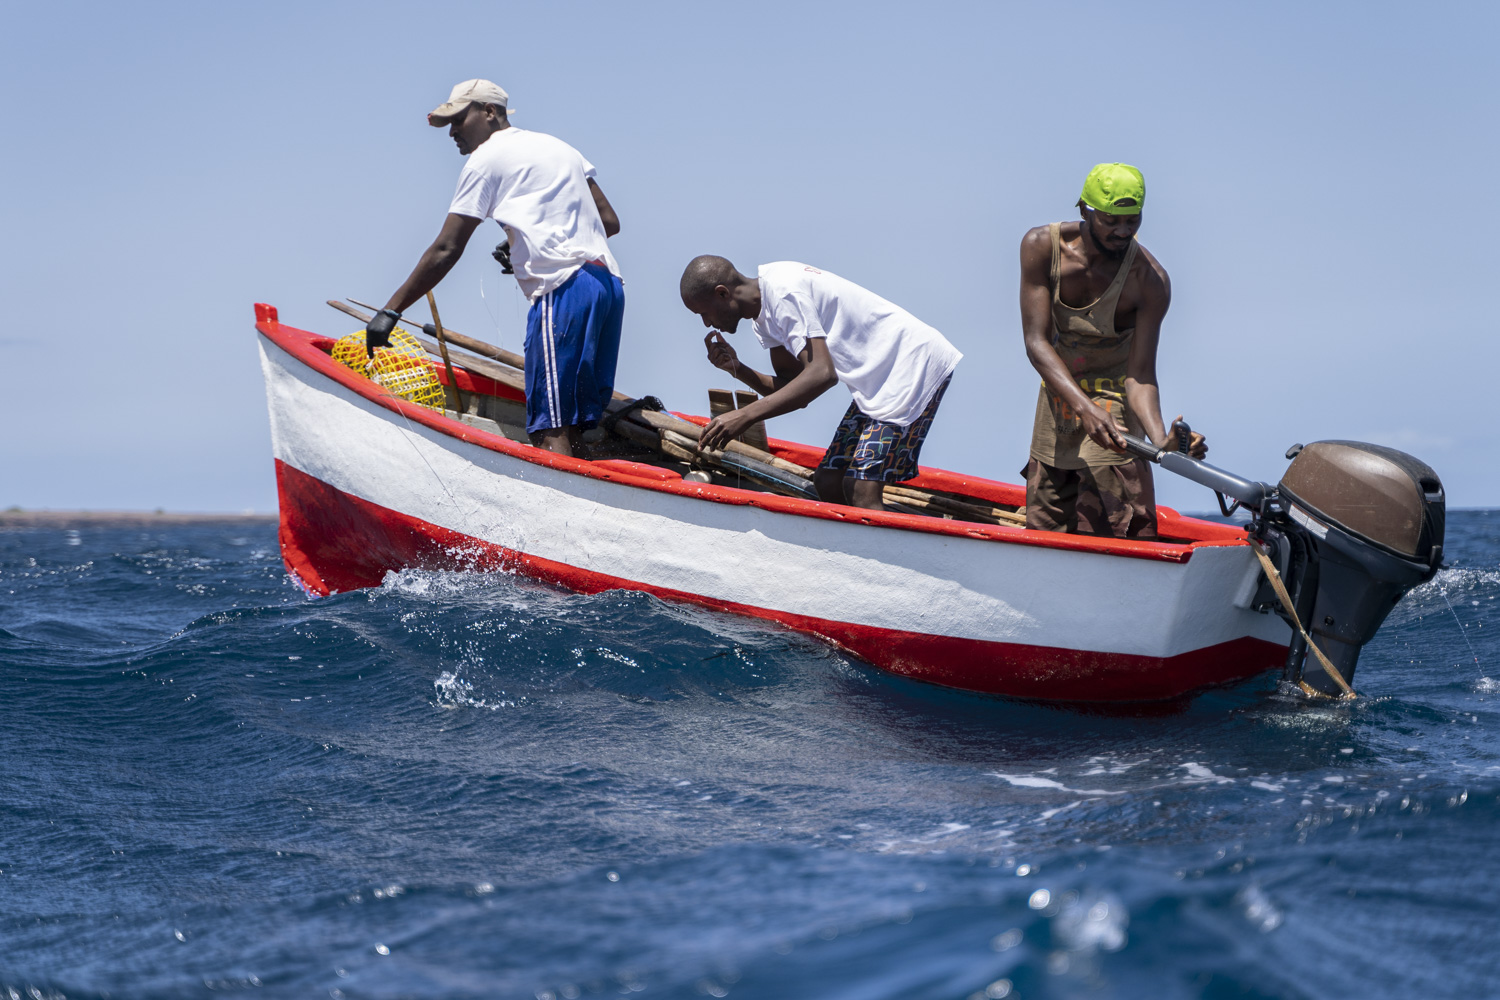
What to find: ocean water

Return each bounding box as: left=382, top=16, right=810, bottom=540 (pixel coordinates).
left=1, top=512, right=1497, bottom=1000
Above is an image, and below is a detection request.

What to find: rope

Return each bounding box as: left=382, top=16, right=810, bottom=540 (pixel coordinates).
left=1247, top=538, right=1356, bottom=699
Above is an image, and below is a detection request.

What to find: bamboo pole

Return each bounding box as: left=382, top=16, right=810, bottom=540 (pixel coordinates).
left=424, top=292, right=467, bottom=416
left=605, top=400, right=813, bottom=478
left=658, top=429, right=817, bottom=498
left=882, top=485, right=1025, bottom=525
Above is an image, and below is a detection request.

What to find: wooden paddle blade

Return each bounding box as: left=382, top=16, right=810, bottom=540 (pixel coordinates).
left=733, top=390, right=770, bottom=451
left=708, top=389, right=736, bottom=419
left=707, top=388, right=769, bottom=452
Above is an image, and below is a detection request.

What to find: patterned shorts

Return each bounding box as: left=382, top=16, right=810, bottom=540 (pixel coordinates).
left=819, top=377, right=950, bottom=482
left=1023, top=456, right=1158, bottom=539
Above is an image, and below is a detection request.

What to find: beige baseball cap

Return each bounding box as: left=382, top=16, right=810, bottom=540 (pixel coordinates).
left=428, top=79, right=513, bottom=125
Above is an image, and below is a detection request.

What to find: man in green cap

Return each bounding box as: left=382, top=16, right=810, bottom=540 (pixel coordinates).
left=1017, top=162, right=1206, bottom=539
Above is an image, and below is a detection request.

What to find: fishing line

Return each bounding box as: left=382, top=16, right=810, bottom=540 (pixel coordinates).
left=480, top=274, right=504, bottom=345
left=387, top=393, right=464, bottom=514
left=386, top=399, right=503, bottom=574
left=1438, top=585, right=1482, bottom=669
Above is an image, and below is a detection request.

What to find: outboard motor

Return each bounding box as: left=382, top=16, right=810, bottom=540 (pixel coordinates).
left=1123, top=435, right=1446, bottom=697
left=1271, top=442, right=1445, bottom=694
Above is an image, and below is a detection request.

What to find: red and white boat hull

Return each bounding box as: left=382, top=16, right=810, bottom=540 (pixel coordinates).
left=258, top=307, right=1290, bottom=701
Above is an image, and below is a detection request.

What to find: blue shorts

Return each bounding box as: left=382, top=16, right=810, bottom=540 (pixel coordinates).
left=524, top=263, right=625, bottom=434
left=818, top=376, right=950, bottom=482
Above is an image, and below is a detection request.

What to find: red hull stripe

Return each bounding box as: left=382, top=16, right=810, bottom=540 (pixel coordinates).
left=274, top=460, right=1284, bottom=702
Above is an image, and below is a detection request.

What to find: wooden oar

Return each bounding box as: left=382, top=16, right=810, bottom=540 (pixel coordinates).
left=424, top=292, right=467, bottom=415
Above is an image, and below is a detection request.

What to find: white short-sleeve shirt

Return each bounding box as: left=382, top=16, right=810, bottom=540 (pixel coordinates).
left=448, top=127, right=621, bottom=302
left=751, top=262, right=962, bottom=427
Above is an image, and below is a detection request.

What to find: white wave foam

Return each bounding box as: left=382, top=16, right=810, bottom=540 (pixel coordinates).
left=989, top=757, right=1246, bottom=797
left=1181, top=763, right=1234, bottom=785
left=1415, top=566, right=1500, bottom=595
left=990, top=773, right=1121, bottom=796
left=1475, top=677, right=1500, bottom=693
left=1037, top=801, right=1083, bottom=821
left=379, top=567, right=505, bottom=598
left=1052, top=890, right=1129, bottom=953
left=1383, top=566, right=1499, bottom=630
left=433, top=670, right=514, bottom=711
left=1236, top=884, right=1284, bottom=933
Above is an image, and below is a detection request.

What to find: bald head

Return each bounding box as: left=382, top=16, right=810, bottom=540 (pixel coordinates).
left=680, top=255, right=744, bottom=306
left=679, top=254, right=759, bottom=333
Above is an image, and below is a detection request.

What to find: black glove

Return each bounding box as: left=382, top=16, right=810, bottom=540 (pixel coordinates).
left=491, top=241, right=513, bottom=274
left=365, top=309, right=399, bottom=358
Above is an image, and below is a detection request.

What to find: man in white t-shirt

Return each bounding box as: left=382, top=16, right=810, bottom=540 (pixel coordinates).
left=365, top=79, right=624, bottom=457
left=679, top=255, right=962, bottom=510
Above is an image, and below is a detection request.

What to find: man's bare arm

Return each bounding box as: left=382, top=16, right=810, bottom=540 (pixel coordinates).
left=705, top=335, right=804, bottom=397
left=1121, top=262, right=1169, bottom=449
left=700, top=340, right=837, bottom=451
left=1019, top=227, right=1126, bottom=451
left=383, top=213, right=483, bottom=314
left=1122, top=258, right=1206, bottom=457
left=588, top=179, right=620, bottom=237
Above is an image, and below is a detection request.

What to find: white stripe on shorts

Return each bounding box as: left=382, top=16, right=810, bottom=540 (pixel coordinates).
left=539, top=292, right=551, bottom=427
left=544, top=291, right=561, bottom=427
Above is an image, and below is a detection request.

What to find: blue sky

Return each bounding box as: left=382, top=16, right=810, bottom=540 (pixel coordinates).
left=2, top=1, right=1493, bottom=512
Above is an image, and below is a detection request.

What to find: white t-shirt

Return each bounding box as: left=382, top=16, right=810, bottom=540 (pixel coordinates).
left=751, top=262, right=962, bottom=427
left=448, top=127, right=621, bottom=301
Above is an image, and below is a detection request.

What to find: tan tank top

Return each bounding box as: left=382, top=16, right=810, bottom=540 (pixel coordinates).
left=1028, top=222, right=1145, bottom=469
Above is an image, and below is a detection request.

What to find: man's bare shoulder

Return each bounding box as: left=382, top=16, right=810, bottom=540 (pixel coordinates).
left=1131, top=241, right=1171, bottom=300
left=1021, top=222, right=1070, bottom=270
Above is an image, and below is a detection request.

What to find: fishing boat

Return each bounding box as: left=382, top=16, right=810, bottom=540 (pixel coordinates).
left=255, top=302, right=1444, bottom=702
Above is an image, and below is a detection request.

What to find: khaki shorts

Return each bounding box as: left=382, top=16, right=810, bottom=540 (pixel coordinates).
left=1023, top=457, right=1158, bottom=539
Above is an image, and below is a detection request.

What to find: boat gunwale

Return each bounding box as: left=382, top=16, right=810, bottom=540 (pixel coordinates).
left=257, top=303, right=1248, bottom=565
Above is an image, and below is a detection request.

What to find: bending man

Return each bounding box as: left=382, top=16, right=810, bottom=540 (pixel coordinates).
left=1020, top=162, right=1205, bottom=539
left=681, top=257, right=961, bottom=510
left=366, top=79, right=623, bottom=456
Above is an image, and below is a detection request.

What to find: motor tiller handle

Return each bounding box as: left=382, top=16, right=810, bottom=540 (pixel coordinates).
left=1119, top=432, right=1269, bottom=509
left=1173, top=419, right=1192, bottom=454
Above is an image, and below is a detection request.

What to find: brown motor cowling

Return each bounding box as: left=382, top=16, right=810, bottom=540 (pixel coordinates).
left=1279, top=441, right=1444, bottom=563
left=1272, top=441, right=1445, bottom=695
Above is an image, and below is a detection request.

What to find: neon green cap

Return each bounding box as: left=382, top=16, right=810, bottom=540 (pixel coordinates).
left=1079, top=163, right=1145, bottom=215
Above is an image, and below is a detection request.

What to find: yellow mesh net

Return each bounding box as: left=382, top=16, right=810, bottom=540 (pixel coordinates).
left=330, top=328, right=446, bottom=411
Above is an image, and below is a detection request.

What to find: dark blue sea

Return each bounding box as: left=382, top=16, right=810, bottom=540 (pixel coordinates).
left=1, top=512, right=1497, bottom=999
